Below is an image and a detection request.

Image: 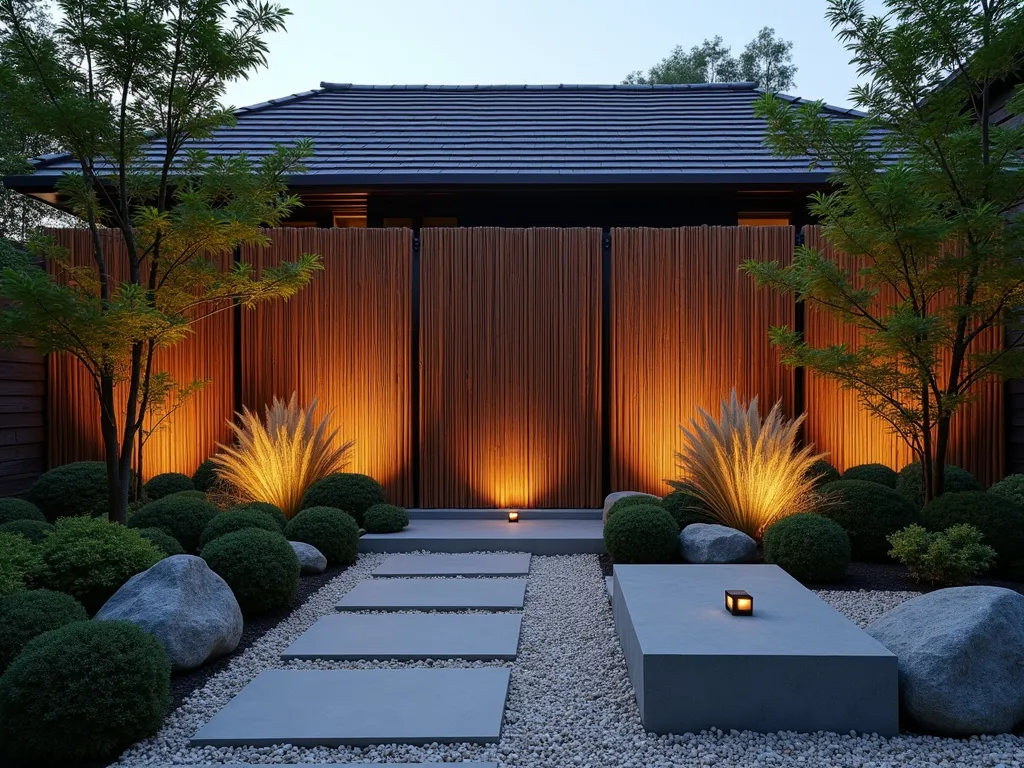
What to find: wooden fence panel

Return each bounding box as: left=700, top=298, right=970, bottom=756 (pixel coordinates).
left=610, top=226, right=796, bottom=495
left=241, top=228, right=413, bottom=505
left=803, top=226, right=1004, bottom=485
left=419, top=227, right=602, bottom=508
left=0, top=346, right=45, bottom=495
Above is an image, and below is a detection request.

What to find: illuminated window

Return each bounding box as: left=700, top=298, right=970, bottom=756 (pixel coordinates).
left=382, top=217, right=414, bottom=228
left=738, top=212, right=791, bottom=226
left=423, top=217, right=458, bottom=228
left=332, top=214, right=367, bottom=228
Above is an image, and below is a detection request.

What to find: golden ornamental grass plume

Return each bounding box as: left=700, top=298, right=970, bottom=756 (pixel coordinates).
left=671, top=390, right=826, bottom=539
left=212, top=393, right=354, bottom=518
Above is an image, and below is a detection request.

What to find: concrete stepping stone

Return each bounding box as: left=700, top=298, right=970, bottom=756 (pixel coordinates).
left=177, top=764, right=498, bottom=767
left=190, top=668, right=511, bottom=747
left=373, top=552, right=531, bottom=578
left=282, top=613, right=523, bottom=660
left=336, top=577, right=526, bottom=612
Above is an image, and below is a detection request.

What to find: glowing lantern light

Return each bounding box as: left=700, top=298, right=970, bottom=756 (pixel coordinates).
left=725, top=590, right=753, bottom=616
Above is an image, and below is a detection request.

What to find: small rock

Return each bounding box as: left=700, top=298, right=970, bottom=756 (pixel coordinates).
left=679, top=523, right=757, bottom=564
left=290, top=541, right=327, bottom=574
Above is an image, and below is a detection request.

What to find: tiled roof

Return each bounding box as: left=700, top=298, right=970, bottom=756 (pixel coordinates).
left=9, top=83, right=881, bottom=188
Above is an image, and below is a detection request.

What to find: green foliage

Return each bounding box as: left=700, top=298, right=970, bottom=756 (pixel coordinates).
left=817, top=479, right=917, bottom=561
left=988, top=474, right=1024, bottom=508
left=230, top=501, right=288, bottom=533
left=27, top=461, right=111, bottom=520
left=37, top=517, right=162, bottom=614
left=200, top=528, right=299, bottom=614
left=0, top=497, right=44, bottom=524
left=0, top=531, right=40, bottom=597
left=808, top=459, right=841, bottom=488
left=127, top=494, right=218, bottom=553
left=364, top=503, right=409, bottom=533
left=842, top=463, right=898, bottom=488
left=763, top=513, right=851, bottom=582
left=165, top=489, right=207, bottom=500
left=606, top=494, right=660, bottom=521
left=285, top=506, right=359, bottom=566
left=920, top=491, right=1024, bottom=569
left=300, top=473, right=386, bottom=527
left=192, top=458, right=220, bottom=492
left=199, top=509, right=281, bottom=549
left=888, top=523, right=996, bottom=586
left=0, top=518, right=52, bottom=543
left=659, top=490, right=714, bottom=530
left=896, top=462, right=981, bottom=510
left=603, top=505, right=679, bottom=564
left=0, top=589, right=87, bottom=673
left=142, top=472, right=195, bottom=500
left=0, top=620, right=170, bottom=765
left=135, top=527, right=185, bottom=556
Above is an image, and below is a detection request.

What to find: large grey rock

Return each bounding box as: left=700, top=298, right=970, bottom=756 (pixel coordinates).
left=95, top=554, right=243, bottom=672
left=679, top=523, right=757, bottom=564
left=602, top=491, right=658, bottom=524
left=290, top=541, right=327, bottom=574
left=865, top=586, right=1024, bottom=735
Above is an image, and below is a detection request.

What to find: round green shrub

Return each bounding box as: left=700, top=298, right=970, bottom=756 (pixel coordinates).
left=286, top=506, right=359, bottom=566
left=0, top=589, right=88, bottom=673
left=142, top=472, right=195, bottom=500
left=37, top=517, right=162, bottom=614
left=27, top=461, right=113, bottom=520
left=0, top=620, right=170, bottom=765
left=166, top=489, right=207, bottom=500
left=763, top=514, right=851, bottom=582
left=136, top=527, right=186, bottom=556
left=920, top=490, right=1024, bottom=568
left=127, top=494, right=218, bottom=553
left=191, top=458, right=220, bottom=492
left=818, top=479, right=917, bottom=561
left=300, top=473, right=386, bottom=526
left=200, top=528, right=299, bottom=614
left=0, top=532, right=41, bottom=598
left=0, top=519, right=52, bottom=543
left=842, top=463, right=898, bottom=488
left=364, top=503, right=409, bottom=533
left=895, top=461, right=981, bottom=509
left=606, top=494, right=660, bottom=522
left=807, top=459, right=841, bottom=488
left=603, top=504, right=679, bottom=564
left=659, top=490, right=714, bottom=530
left=988, top=474, right=1024, bottom=508
left=230, top=501, right=288, bottom=533
left=0, top=498, right=45, bottom=525
left=199, top=509, right=281, bottom=550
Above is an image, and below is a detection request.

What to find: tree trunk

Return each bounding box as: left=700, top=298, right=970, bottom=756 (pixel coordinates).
left=920, top=383, right=934, bottom=504
left=933, top=416, right=952, bottom=502
left=99, top=375, right=128, bottom=523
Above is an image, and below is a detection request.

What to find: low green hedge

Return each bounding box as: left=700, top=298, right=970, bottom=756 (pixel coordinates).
left=0, top=532, right=41, bottom=598
left=300, top=473, right=386, bottom=527
left=920, top=490, right=1024, bottom=570
left=191, top=458, right=219, bottom=492
left=988, top=474, right=1024, bottom=508
left=842, top=463, right=898, bottom=488
left=285, top=506, right=360, bottom=566
left=659, top=490, right=714, bottom=530
left=763, top=514, right=851, bottom=582
left=201, top=528, right=300, bottom=614
left=199, top=510, right=281, bottom=550
left=0, top=498, right=45, bottom=525
left=818, top=479, right=917, bottom=561
left=895, top=462, right=981, bottom=509
left=142, top=472, right=195, bottom=500
left=0, top=519, right=52, bottom=543
left=364, top=503, right=409, bottom=533
left=136, top=527, right=186, bottom=556
left=807, top=459, right=841, bottom=488
left=230, top=501, right=288, bottom=533
left=27, top=461, right=114, bottom=520
left=0, top=589, right=88, bottom=673
left=606, top=494, right=660, bottom=522
left=127, top=494, right=218, bottom=553
left=603, top=504, right=679, bottom=564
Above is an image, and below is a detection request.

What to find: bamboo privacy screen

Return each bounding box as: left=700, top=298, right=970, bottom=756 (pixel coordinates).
left=802, top=226, right=1004, bottom=485
left=46, top=228, right=235, bottom=477
left=609, top=226, right=796, bottom=495
left=419, top=228, right=603, bottom=508
left=241, top=228, right=413, bottom=505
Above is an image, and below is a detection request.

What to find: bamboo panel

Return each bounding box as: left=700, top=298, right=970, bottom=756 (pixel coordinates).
left=610, top=226, right=796, bottom=495
left=46, top=228, right=235, bottom=478
left=419, top=227, right=602, bottom=508
left=241, top=228, right=413, bottom=505
left=803, top=226, right=1004, bottom=485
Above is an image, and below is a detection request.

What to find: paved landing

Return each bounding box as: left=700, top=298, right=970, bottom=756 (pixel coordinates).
left=190, top=668, right=511, bottom=747
left=281, top=613, right=523, bottom=660
left=373, top=553, right=532, bottom=578
left=176, top=764, right=499, bottom=767
left=359, top=518, right=604, bottom=555
left=336, top=577, right=527, bottom=611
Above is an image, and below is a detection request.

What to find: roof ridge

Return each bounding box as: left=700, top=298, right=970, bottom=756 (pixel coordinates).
left=318, top=82, right=760, bottom=92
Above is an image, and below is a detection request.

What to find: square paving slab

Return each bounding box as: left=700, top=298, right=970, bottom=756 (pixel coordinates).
left=613, top=564, right=898, bottom=736
left=190, top=668, right=511, bottom=747
left=281, top=613, right=523, bottom=660
left=336, top=577, right=526, bottom=611
left=373, top=553, right=532, bottom=578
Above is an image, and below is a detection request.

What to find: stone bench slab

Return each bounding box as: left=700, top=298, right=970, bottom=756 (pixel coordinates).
left=190, top=668, right=511, bottom=747
left=336, top=577, right=526, bottom=611
left=373, top=553, right=531, bottom=578
left=281, top=613, right=523, bottom=660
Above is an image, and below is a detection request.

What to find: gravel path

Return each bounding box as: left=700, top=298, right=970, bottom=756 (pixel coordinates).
left=117, top=554, right=1024, bottom=768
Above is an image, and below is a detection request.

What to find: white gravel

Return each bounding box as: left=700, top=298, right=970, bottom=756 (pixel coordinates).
left=116, top=554, right=1024, bottom=768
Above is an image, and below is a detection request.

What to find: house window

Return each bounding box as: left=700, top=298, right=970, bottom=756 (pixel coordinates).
left=382, top=217, right=414, bottom=228
left=423, top=217, right=458, bottom=228
left=284, top=221, right=318, bottom=228
left=738, top=213, right=791, bottom=226
left=333, top=214, right=367, bottom=228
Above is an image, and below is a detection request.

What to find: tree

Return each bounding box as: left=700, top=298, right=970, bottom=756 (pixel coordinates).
left=624, top=27, right=796, bottom=91
left=742, top=0, right=1024, bottom=503
left=0, top=0, right=322, bottom=523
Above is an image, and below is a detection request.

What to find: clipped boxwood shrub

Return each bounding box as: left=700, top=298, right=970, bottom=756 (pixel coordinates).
left=808, top=459, right=841, bottom=488
left=0, top=519, right=52, bottom=543
left=606, top=494, right=660, bottom=522
left=603, top=504, right=679, bottom=564
left=0, top=620, right=170, bottom=765
left=136, top=527, right=186, bottom=556
left=199, top=509, right=281, bottom=550
left=286, top=506, right=359, bottom=566
left=37, top=517, right=162, bottom=614
left=230, top=501, right=288, bottom=533
left=0, top=497, right=45, bottom=525
left=763, top=513, right=851, bottom=582
left=364, top=503, right=409, bottom=533
left=0, top=589, right=88, bottom=673
left=920, top=490, right=1024, bottom=569
left=127, top=494, right=218, bottom=553
left=895, top=461, right=981, bottom=509
left=989, top=474, right=1024, bottom=508
left=842, top=463, right=898, bottom=488
left=27, top=461, right=113, bottom=520
left=191, top=458, right=219, bottom=492
left=200, top=528, right=299, bottom=614
left=660, top=490, right=714, bottom=530
left=142, top=472, right=195, bottom=500
left=300, top=473, right=386, bottom=526
left=0, top=532, right=41, bottom=598
left=818, top=479, right=917, bottom=561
